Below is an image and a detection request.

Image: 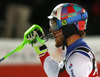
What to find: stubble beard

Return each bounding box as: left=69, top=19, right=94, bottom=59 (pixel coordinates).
left=55, top=36, right=64, bottom=48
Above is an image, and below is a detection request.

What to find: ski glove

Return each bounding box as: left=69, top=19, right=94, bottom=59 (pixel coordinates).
left=27, top=26, right=47, bottom=55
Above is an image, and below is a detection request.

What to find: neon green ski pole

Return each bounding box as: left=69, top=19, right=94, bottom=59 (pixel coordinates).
left=0, top=24, right=44, bottom=62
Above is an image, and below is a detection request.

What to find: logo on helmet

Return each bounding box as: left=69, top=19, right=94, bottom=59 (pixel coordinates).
left=61, top=20, right=67, bottom=26
left=53, top=11, right=57, bottom=15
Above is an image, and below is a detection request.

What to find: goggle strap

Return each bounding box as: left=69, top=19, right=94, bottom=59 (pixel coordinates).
left=59, top=11, right=88, bottom=26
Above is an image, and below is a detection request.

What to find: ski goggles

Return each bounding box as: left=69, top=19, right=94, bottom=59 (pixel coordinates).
left=49, top=19, right=61, bottom=31
left=49, top=18, right=69, bottom=31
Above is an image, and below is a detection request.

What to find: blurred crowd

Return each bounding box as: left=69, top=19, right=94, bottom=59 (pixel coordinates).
left=0, top=0, right=100, bottom=38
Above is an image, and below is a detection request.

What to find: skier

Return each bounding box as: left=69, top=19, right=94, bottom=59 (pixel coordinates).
left=27, top=3, right=98, bottom=77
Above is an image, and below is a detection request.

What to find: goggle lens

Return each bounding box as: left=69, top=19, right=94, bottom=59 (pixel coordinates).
left=49, top=19, right=57, bottom=31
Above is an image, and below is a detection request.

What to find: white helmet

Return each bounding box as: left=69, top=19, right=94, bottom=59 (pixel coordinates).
left=48, top=3, right=88, bottom=31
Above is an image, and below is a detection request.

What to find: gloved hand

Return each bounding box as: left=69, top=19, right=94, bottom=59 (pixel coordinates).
left=27, top=26, right=48, bottom=55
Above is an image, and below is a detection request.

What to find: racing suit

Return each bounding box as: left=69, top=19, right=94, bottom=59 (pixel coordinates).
left=39, top=38, right=98, bottom=77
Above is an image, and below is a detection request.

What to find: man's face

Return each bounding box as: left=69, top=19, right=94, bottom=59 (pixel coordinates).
left=49, top=29, right=64, bottom=48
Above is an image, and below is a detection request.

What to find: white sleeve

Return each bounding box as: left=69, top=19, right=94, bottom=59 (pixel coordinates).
left=43, top=56, right=60, bottom=77
left=65, top=52, right=92, bottom=77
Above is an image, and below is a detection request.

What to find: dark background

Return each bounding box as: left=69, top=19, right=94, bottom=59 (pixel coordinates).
left=0, top=0, right=100, bottom=38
